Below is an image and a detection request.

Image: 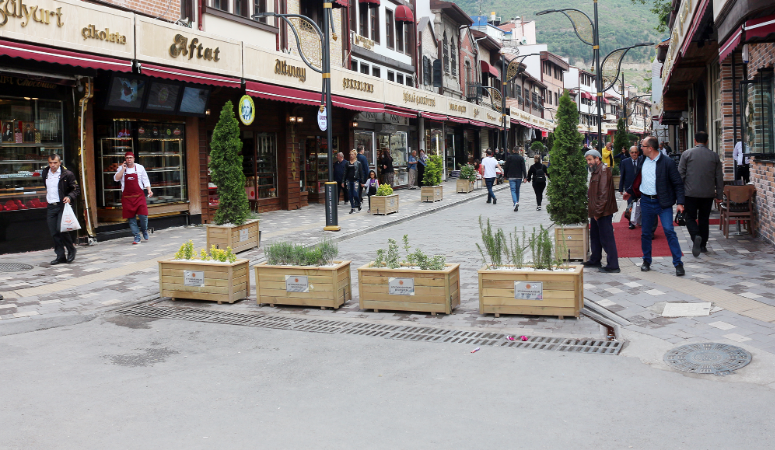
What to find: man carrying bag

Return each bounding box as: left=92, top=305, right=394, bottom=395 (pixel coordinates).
left=42, top=153, right=80, bottom=264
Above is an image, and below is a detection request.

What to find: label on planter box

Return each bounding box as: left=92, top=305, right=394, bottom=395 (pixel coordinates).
left=184, top=270, right=205, bottom=287
left=285, top=275, right=309, bottom=292
left=514, top=281, right=543, bottom=300
left=239, top=229, right=249, bottom=242
left=389, top=277, right=414, bottom=295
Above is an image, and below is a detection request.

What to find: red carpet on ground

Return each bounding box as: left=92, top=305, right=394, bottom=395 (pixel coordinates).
left=614, top=219, right=683, bottom=258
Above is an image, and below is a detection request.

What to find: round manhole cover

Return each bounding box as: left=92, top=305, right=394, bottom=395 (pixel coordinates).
left=664, top=343, right=752, bottom=376
left=0, top=263, right=34, bottom=272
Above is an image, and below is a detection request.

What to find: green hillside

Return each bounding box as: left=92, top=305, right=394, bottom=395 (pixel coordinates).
left=454, top=0, right=666, bottom=67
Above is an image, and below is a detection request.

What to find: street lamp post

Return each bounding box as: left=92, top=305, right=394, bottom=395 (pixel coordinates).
left=254, top=5, right=339, bottom=231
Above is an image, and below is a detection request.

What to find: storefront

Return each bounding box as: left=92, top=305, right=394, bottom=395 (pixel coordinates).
left=353, top=111, right=415, bottom=187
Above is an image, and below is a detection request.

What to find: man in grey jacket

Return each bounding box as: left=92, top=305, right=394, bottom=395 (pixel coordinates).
left=678, top=131, right=723, bottom=257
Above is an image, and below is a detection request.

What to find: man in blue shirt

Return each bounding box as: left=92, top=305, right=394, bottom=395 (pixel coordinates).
left=407, top=150, right=418, bottom=189
left=357, top=145, right=370, bottom=200
left=624, top=136, right=686, bottom=276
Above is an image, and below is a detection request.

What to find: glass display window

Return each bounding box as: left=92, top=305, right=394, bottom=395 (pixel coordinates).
left=0, top=97, right=64, bottom=213
left=304, top=136, right=337, bottom=195
left=255, top=133, right=277, bottom=199
left=97, top=119, right=186, bottom=208
left=354, top=130, right=375, bottom=169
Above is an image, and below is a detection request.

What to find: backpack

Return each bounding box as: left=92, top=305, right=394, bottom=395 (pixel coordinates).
left=534, top=165, right=546, bottom=182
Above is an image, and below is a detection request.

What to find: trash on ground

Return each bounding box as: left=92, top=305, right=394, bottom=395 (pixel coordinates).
left=506, top=336, right=515, bottom=341
left=470, top=347, right=480, bottom=353
left=520, top=336, right=528, bottom=341
left=662, top=302, right=712, bottom=317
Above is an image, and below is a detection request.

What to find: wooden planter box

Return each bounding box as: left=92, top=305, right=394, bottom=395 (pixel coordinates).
left=478, top=265, right=584, bottom=319
left=421, top=185, right=443, bottom=202
left=555, top=224, right=589, bottom=262
left=206, top=219, right=260, bottom=254
left=612, top=175, right=621, bottom=188
left=255, top=261, right=352, bottom=309
left=357, top=263, right=460, bottom=315
left=371, top=194, right=399, bottom=215
left=159, top=259, right=249, bottom=304
left=456, top=178, right=474, bottom=193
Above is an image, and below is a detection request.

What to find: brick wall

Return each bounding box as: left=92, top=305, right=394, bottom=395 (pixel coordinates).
left=748, top=42, right=775, bottom=79
left=102, top=0, right=181, bottom=20
left=719, top=52, right=744, bottom=181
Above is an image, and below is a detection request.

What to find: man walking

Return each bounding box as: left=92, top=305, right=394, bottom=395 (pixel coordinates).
left=583, top=150, right=620, bottom=273
left=357, top=146, right=370, bottom=200
left=333, top=152, right=347, bottom=204
left=481, top=149, right=501, bottom=205
left=114, top=152, right=153, bottom=244
left=619, top=146, right=643, bottom=229
left=624, top=136, right=686, bottom=276
left=678, top=131, right=723, bottom=257
left=407, top=150, right=418, bottom=189
left=43, top=153, right=80, bottom=264
left=503, top=148, right=527, bottom=211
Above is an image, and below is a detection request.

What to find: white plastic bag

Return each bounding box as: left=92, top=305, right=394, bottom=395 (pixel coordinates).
left=631, top=200, right=642, bottom=226
left=60, top=202, right=81, bottom=232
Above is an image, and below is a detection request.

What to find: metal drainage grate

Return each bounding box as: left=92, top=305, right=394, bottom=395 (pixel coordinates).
left=664, top=343, right=752, bottom=376
left=117, top=304, right=622, bottom=355
left=0, top=263, right=34, bottom=272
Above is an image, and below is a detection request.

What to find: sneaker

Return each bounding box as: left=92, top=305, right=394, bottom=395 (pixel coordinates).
left=133, top=235, right=141, bottom=245
left=691, top=236, right=702, bottom=257
left=628, top=223, right=636, bottom=230
left=142, top=231, right=149, bottom=241
left=514, top=203, right=519, bottom=212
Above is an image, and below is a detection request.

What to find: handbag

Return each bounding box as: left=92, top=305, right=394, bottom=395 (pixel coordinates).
left=368, top=184, right=377, bottom=195
left=674, top=211, right=686, bottom=226
left=631, top=200, right=641, bottom=225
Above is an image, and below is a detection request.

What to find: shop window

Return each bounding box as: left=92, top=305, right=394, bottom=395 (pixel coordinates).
left=741, top=71, right=774, bottom=156
left=254, top=133, right=277, bottom=199
left=360, top=63, right=370, bottom=75
left=355, top=131, right=375, bottom=168
left=0, top=97, right=64, bottom=214
left=386, top=10, right=394, bottom=50
left=97, top=120, right=187, bottom=209
left=388, top=71, right=395, bottom=82
left=253, top=0, right=267, bottom=23
left=372, top=67, right=381, bottom=78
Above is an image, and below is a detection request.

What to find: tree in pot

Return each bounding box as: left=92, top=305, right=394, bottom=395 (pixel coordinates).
left=421, top=154, right=443, bottom=202
left=530, top=141, right=545, bottom=158
left=546, top=91, right=589, bottom=261
left=206, top=101, right=258, bottom=253
left=457, top=163, right=477, bottom=193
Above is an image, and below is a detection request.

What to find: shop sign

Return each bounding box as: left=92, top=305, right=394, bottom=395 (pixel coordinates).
left=343, top=77, right=374, bottom=93
left=379, top=124, right=397, bottom=133
left=317, top=107, right=327, bottom=131
left=238, top=95, right=255, bottom=126
left=403, top=92, right=436, bottom=107
left=388, top=278, right=414, bottom=296
left=514, top=281, right=543, bottom=301
left=169, top=34, right=221, bottom=61
left=285, top=275, right=309, bottom=293
left=351, top=31, right=374, bottom=50
left=355, top=112, right=407, bottom=125
left=0, top=0, right=134, bottom=59
left=184, top=270, right=205, bottom=287
left=275, top=59, right=306, bottom=82
left=449, top=103, right=466, bottom=114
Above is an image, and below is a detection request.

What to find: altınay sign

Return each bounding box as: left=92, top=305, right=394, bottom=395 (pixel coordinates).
left=0, top=0, right=134, bottom=60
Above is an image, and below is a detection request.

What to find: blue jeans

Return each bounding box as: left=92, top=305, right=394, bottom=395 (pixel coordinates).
left=347, top=180, right=361, bottom=208
left=485, top=178, right=496, bottom=201
left=509, top=179, right=522, bottom=204
left=640, top=197, right=683, bottom=267
left=128, top=215, right=148, bottom=240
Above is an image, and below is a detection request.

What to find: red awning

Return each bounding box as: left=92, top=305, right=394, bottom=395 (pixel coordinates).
left=745, top=14, right=775, bottom=40
left=0, top=39, right=132, bottom=72
left=332, top=95, right=385, bottom=113
left=395, top=5, right=415, bottom=23
left=480, top=60, right=500, bottom=78
left=447, top=116, right=468, bottom=124
left=719, top=26, right=744, bottom=62
left=384, top=105, right=417, bottom=118
left=332, top=0, right=347, bottom=8
left=420, top=112, right=447, bottom=121
left=680, top=0, right=711, bottom=57
left=581, top=91, right=594, bottom=100
left=142, top=63, right=241, bottom=88
left=246, top=81, right=321, bottom=106
left=468, top=120, right=486, bottom=127
left=359, top=0, right=380, bottom=8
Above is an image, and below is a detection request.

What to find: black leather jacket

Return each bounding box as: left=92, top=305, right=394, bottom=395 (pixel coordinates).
left=41, top=166, right=80, bottom=203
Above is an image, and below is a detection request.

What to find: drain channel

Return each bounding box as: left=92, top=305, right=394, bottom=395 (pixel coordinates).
left=117, top=304, right=622, bottom=355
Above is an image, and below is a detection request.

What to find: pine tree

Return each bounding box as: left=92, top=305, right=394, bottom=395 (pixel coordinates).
left=210, top=101, right=250, bottom=226
left=612, top=118, right=629, bottom=167
left=546, top=92, right=588, bottom=225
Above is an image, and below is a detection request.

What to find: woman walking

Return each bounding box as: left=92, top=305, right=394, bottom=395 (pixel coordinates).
left=364, top=170, right=379, bottom=213
left=345, top=149, right=363, bottom=214
left=527, top=155, right=549, bottom=211
left=378, top=149, right=394, bottom=186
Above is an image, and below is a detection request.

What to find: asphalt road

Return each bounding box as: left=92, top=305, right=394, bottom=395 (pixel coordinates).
left=1, top=313, right=774, bottom=450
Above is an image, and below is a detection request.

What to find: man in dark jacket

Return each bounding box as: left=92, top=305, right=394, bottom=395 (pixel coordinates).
left=356, top=145, right=370, bottom=200
left=583, top=149, right=620, bottom=273
left=333, top=152, right=347, bottom=204
left=42, top=154, right=80, bottom=264
left=624, top=136, right=686, bottom=276
left=503, top=148, right=527, bottom=211
left=619, top=146, right=643, bottom=229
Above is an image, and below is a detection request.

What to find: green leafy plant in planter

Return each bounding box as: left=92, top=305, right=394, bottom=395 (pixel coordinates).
left=173, top=240, right=237, bottom=263
left=210, top=100, right=250, bottom=226
left=375, top=183, right=394, bottom=196
left=476, top=217, right=568, bottom=270
left=458, top=163, right=477, bottom=182
left=611, top=165, right=621, bottom=176
left=530, top=141, right=545, bottom=156
left=422, top=154, right=443, bottom=186
left=265, top=239, right=338, bottom=266
left=373, top=235, right=445, bottom=270
left=546, top=91, right=589, bottom=226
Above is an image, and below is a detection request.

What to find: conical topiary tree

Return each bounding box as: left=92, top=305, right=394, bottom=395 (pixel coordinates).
left=546, top=92, right=588, bottom=225
left=210, top=100, right=250, bottom=226
left=612, top=118, right=629, bottom=167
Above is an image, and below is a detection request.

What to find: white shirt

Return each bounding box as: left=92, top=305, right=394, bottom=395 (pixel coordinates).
left=660, top=148, right=669, bottom=157
left=114, top=164, right=151, bottom=192
left=641, top=153, right=659, bottom=196
left=481, top=157, right=498, bottom=178
left=46, top=167, right=61, bottom=204
left=733, top=142, right=750, bottom=165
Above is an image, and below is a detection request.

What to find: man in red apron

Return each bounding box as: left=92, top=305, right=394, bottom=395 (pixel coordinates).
left=114, top=151, right=153, bottom=244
